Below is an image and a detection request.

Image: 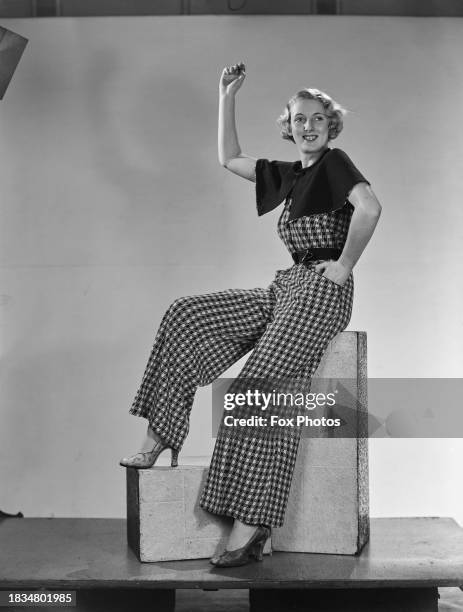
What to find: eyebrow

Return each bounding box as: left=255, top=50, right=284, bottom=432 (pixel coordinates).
left=294, top=112, right=327, bottom=117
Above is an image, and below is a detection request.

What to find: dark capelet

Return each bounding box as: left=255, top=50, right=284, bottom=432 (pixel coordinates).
left=255, top=147, right=369, bottom=221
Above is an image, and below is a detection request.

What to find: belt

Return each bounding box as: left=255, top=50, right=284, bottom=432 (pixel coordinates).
left=292, top=248, right=342, bottom=265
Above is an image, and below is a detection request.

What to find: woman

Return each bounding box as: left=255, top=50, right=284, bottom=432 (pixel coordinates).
left=120, top=62, right=381, bottom=568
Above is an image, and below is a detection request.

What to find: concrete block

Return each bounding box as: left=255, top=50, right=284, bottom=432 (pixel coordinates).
left=272, top=331, right=369, bottom=554
left=127, top=465, right=271, bottom=562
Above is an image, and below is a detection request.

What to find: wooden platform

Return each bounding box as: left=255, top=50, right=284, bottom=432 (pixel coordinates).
left=1, top=517, right=462, bottom=611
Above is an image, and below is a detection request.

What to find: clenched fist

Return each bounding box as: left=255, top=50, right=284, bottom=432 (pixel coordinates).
left=219, top=62, right=246, bottom=96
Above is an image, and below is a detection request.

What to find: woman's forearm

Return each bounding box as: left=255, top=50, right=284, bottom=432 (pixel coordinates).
left=338, top=201, right=381, bottom=271
left=218, top=93, right=241, bottom=166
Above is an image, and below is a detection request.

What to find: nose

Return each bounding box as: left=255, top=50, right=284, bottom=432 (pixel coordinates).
left=304, top=117, right=314, bottom=131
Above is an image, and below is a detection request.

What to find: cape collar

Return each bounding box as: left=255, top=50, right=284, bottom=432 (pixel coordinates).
left=291, top=147, right=331, bottom=175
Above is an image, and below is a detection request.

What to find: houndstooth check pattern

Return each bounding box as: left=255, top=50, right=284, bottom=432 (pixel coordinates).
left=278, top=199, right=353, bottom=251
left=130, top=287, right=277, bottom=449
left=130, top=202, right=354, bottom=527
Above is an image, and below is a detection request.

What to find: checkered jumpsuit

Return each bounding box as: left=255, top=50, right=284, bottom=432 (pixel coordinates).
left=129, top=190, right=355, bottom=527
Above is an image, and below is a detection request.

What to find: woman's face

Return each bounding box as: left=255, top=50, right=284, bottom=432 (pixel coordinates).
left=289, top=98, right=331, bottom=158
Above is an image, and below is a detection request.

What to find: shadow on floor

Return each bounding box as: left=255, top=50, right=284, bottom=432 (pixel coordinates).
left=175, top=588, right=463, bottom=611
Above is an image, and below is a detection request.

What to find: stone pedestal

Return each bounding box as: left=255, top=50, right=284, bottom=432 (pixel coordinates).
left=272, top=331, right=369, bottom=555
left=126, top=331, right=368, bottom=560
left=126, top=465, right=271, bottom=562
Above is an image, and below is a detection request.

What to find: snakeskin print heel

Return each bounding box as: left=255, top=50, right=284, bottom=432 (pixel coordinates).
left=211, top=525, right=270, bottom=568
left=119, top=440, right=179, bottom=469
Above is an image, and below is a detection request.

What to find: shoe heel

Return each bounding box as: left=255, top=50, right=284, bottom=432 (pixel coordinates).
left=171, top=448, right=179, bottom=467
left=250, top=541, right=264, bottom=561
left=250, top=539, right=265, bottom=561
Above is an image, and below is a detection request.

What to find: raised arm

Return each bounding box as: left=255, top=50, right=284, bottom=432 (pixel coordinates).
left=218, top=63, right=257, bottom=182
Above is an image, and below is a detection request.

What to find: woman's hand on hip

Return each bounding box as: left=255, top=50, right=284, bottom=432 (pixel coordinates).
left=314, top=260, right=351, bottom=287
left=219, top=62, right=246, bottom=97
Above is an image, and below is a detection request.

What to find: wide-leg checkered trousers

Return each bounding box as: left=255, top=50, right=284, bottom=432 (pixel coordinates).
left=129, top=262, right=353, bottom=527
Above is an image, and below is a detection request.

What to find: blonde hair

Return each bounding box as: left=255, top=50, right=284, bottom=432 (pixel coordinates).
left=277, top=88, right=347, bottom=142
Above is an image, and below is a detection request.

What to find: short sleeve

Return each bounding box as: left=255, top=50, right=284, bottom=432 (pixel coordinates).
left=255, top=158, right=296, bottom=217
left=324, top=148, right=370, bottom=206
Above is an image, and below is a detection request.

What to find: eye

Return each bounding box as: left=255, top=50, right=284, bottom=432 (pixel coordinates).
left=294, top=117, right=304, bottom=123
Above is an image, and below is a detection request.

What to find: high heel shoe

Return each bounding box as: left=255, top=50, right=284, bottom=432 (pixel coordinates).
left=211, top=525, right=270, bottom=568
left=119, top=439, right=179, bottom=469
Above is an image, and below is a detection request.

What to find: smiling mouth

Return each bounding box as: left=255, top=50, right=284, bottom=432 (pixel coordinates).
left=303, top=135, right=318, bottom=142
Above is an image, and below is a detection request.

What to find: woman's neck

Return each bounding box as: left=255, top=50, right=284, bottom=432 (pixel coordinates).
left=300, top=146, right=329, bottom=168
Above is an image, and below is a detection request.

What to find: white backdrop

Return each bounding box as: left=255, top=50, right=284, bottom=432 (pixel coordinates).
left=0, top=16, right=462, bottom=522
